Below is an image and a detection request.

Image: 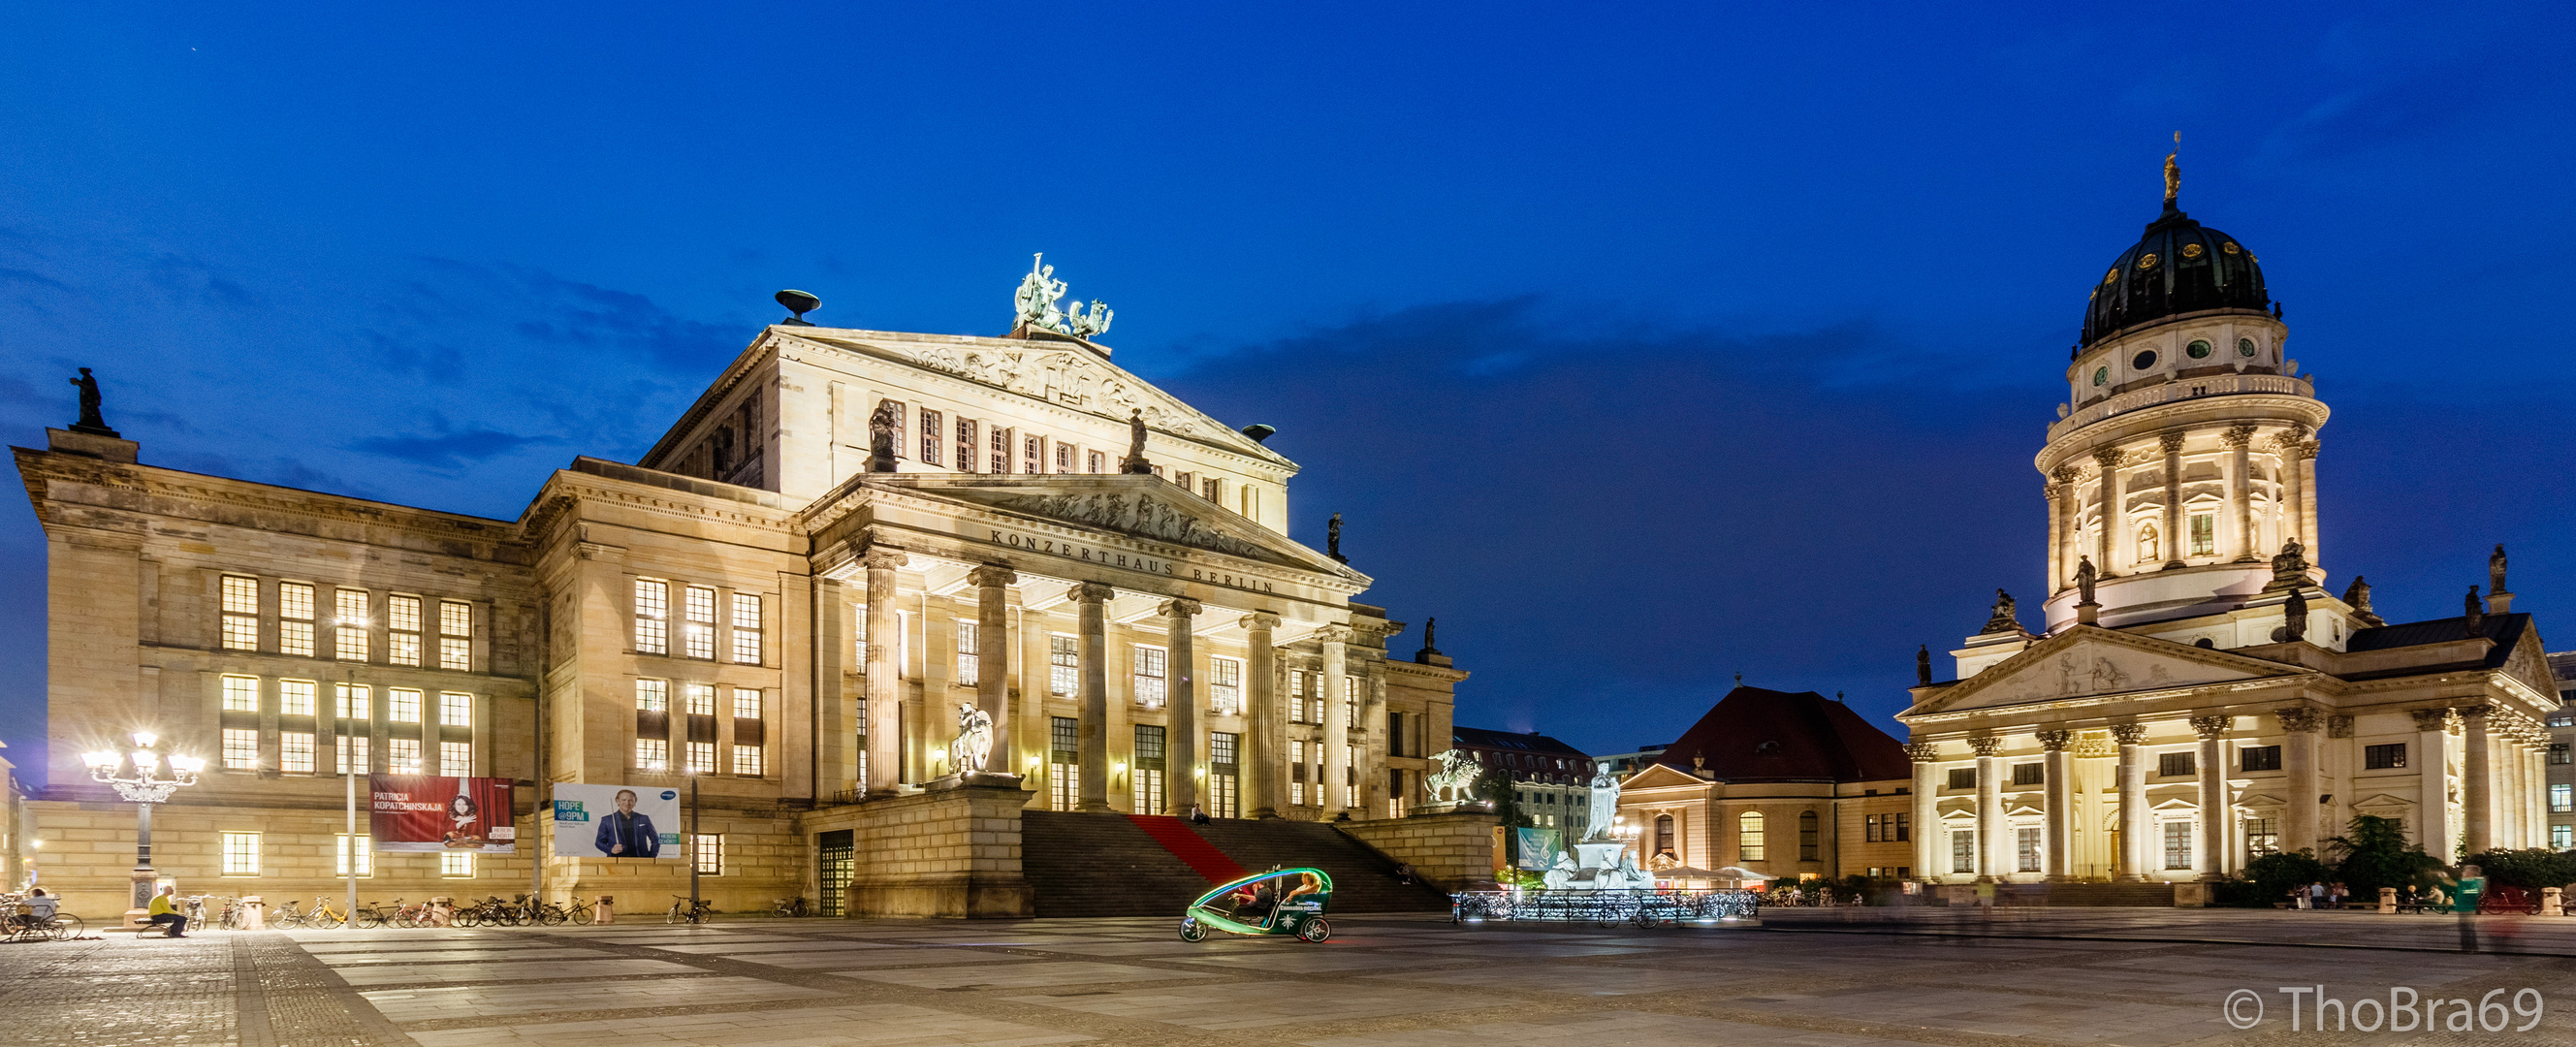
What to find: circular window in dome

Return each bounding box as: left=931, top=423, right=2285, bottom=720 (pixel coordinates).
left=2092, top=366, right=2109, bottom=387
left=2222, top=241, right=2241, bottom=255
left=2237, top=338, right=2257, bottom=358
left=2136, top=253, right=2159, bottom=270
left=2186, top=339, right=2211, bottom=359
left=2132, top=350, right=2158, bottom=370
left=2181, top=243, right=2205, bottom=259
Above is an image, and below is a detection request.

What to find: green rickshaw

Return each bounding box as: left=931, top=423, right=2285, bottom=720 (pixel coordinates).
left=1178, top=868, right=1334, bottom=942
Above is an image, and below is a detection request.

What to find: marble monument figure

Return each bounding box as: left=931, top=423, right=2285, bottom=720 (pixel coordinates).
left=948, top=703, right=995, bottom=776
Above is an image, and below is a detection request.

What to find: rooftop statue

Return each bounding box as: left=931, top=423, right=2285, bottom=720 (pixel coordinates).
left=868, top=398, right=901, bottom=472
left=1326, top=513, right=1346, bottom=563
left=1013, top=253, right=1112, bottom=340
left=2075, top=555, right=2098, bottom=606
left=68, top=367, right=117, bottom=437
left=1119, top=408, right=1154, bottom=474
left=1981, top=588, right=2019, bottom=634
left=2491, top=544, right=2509, bottom=594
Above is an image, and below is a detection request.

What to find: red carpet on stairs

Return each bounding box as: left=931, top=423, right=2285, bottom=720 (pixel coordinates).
left=1125, top=814, right=1250, bottom=884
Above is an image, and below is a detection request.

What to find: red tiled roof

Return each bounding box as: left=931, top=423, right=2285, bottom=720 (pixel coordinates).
left=1651, top=685, right=1910, bottom=782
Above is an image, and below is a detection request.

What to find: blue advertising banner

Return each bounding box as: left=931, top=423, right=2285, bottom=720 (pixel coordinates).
left=1514, top=827, right=1561, bottom=870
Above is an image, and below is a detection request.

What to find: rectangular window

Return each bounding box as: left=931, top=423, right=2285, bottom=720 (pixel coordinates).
left=1951, top=831, right=1973, bottom=873
left=335, top=588, right=369, bottom=660
left=920, top=408, right=943, bottom=465
left=2365, top=743, right=2406, bottom=770
left=1289, top=740, right=1307, bottom=806
left=390, top=688, right=423, bottom=723
left=732, top=593, right=762, bottom=663
left=222, top=728, right=259, bottom=770
left=685, top=741, right=716, bottom=775
left=1947, top=767, right=1976, bottom=790
left=2189, top=513, right=2215, bottom=556
left=389, top=594, right=423, bottom=666
left=221, top=575, right=260, bottom=650
left=439, top=692, right=474, bottom=727
left=281, top=732, right=316, bottom=774
left=1050, top=635, right=1078, bottom=697
left=2159, top=751, right=2196, bottom=777
left=1210, top=657, right=1241, bottom=715
left=1132, top=646, right=1167, bottom=707
left=441, top=851, right=474, bottom=878
left=1865, top=814, right=1881, bottom=842
left=956, top=418, right=977, bottom=473
left=991, top=427, right=1009, bottom=474
left=1343, top=676, right=1358, bottom=726
left=1023, top=433, right=1041, bottom=474
left=1088, top=450, right=1104, bottom=473
left=1055, top=442, right=1072, bottom=473
left=2163, top=820, right=2194, bottom=870
left=693, top=834, right=723, bottom=874
left=683, top=683, right=716, bottom=716
left=2245, top=817, right=2278, bottom=859
left=279, top=680, right=316, bottom=716
left=1739, top=816, right=1765, bottom=862
left=1894, top=813, right=1910, bottom=842
left=441, top=741, right=472, bottom=775
left=1131, top=724, right=1166, bottom=814
left=2551, top=744, right=2570, bottom=766
left=2553, top=784, right=2573, bottom=814
left=1049, top=716, right=1078, bottom=812
left=1210, top=732, right=1241, bottom=818
left=684, top=586, right=716, bottom=659
left=279, top=582, right=316, bottom=656
left=2557, top=825, right=2574, bottom=849
left=335, top=834, right=373, bottom=877
left=1240, top=486, right=1258, bottom=523
left=635, top=679, right=668, bottom=713
left=2011, top=763, right=2043, bottom=786
left=337, top=734, right=369, bottom=775
left=389, top=738, right=423, bottom=774
left=1202, top=478, right=1221, bottom=501
left=221, top=832, right=260, bottom=876
left=733, top=744, right=763, bottom=776
left=2017, top=826, right=2041, bottom=872
left=732, top=687, right=761, bottom=720
left=2241, top=745, right=2281, bottom=773
left=956, top=621, right=979, bottom=687
left=222, top=675, right=260, bottom=713
left=1289, top=671, right=1308, bottom=722
left=635, top=737, right=669, bottom=771
left=1175, top=470, right=1194, bottom=493
left=634, top=580, right=669, bottom=654
left=439, top=600, right=471, bottom=670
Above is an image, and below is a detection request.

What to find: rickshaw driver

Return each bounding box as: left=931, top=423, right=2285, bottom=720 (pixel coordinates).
left=1233, top=879, right=1281, bottom=926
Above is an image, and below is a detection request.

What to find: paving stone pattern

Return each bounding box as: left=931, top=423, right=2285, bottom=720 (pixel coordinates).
left=7, top=911, right=2576, bottom=1045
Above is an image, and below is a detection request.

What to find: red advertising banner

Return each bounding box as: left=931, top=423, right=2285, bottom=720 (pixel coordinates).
left=370, top=775, right=517, bottom=854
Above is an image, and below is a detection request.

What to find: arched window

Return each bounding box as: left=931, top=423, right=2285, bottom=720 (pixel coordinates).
left=1798, top=809, right=1820, bottom=862
left=1654, top=813, right=1675, bottom=857
left=2137, top=523, right=2159, bottom=562
left=1738, top=811, right=1766, bottom=863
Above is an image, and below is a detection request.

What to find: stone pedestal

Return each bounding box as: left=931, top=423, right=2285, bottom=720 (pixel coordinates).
left=123, top=866, right=156, bottom=930
left=811, top=779, right=1033, bottom=918
left=1336, top=809, right=1503, bottom=892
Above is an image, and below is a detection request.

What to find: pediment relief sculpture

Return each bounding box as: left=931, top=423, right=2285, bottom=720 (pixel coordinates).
left=1927, top=634, right=2280, bottom=714
left=987, top=491, right=1277, bottom=563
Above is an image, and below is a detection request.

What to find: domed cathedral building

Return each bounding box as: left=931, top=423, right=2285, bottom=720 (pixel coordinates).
left=1897, top=155, right=2557, bottom=890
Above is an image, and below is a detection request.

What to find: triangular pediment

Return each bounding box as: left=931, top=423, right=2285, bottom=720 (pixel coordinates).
left=1620, top=763, right=1710, bottom=792
left=1912, top=626, right=2298, bottom=715
left=869, top=474, right=1355, bottom=577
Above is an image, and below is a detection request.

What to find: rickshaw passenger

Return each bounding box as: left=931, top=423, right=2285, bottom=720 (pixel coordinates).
left=1285, top=872, right=1324, bottom=904
left=1234, top=880, right=1281, bottom=925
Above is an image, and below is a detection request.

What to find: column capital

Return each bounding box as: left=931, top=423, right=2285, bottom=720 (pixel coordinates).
left=1239, top=611, right=1281, bottom=632
left=2220, top=424, right=2259, bottom=449
left=2110, top=722, right=2148, bottom=746
left=1902, top=741, right=1940, bottom=763
left=2049, top=463, right=2083, bottom=484
left=2159, top=430, right=2187, bottom=454
left=1160, top=597, right=1203, bottom=619
left=2274, top=706, right=2323, bottom=734
left=859, top=547, right=908, bottom=571
left=2297, top=440, right=2321, bottom=460
left=2410, top=708, right=2457, bottom=732
left=2035, top=729, right=2075, bottom=751
left=1067, top=582, right=1116, bottom=604
left=1967, top=736, right=2004, bottom=757
left=1313, top=623, right=1356, bottom=645
left=2189, top=715, right=2231, bottom=740
left=2090, top=445, right=2127, bottom=468
left=966, top=564, right=1019, bottom=588
left=2457, top=703, right=2493, bottom=725
left=2327, top=714, right=2354, bottom=739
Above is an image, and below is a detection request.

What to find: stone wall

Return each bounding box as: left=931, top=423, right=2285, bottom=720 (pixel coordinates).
left=799, top=778, right=1030, bottom=918
left=1336, top=809, right=1500, bottom=891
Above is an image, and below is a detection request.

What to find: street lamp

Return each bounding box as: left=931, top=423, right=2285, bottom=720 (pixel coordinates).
left=81, top=732, right=204, bottom=927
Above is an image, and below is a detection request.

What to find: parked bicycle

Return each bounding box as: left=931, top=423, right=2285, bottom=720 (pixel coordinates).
left=667, top=895, right=716, bottom=924
left=559, top=896, right=596, bottom=925
left=773, top=896, right=810, bottom=918
left=0, top=894, right=81, bottom=941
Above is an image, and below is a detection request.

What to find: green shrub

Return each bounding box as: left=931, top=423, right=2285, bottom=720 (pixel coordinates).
left=2324, top=814, right=2443, bottom=895
left=2242, top=850, right=2333, bottom=905
left=2461, top=848, right=2576, bottom=890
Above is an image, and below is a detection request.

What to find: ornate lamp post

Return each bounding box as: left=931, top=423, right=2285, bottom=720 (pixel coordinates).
left=80, top=732, right=204, bottom=927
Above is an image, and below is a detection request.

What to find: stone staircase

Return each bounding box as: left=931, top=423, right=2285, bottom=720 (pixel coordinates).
left=2000, top=882, right=2177, bottom=906
left=1188, top=818, right=1452, bottom=913
left=1019, top=811, right=1453, bottom=917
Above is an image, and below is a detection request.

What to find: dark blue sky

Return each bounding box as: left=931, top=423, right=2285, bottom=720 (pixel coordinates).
left=5, top=4, right=2572, bottom=781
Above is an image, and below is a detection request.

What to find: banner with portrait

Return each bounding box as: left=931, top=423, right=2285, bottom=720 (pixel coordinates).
left=551, top=783, right=684, bottom=859
left=370, top=775, right=517, bottom=854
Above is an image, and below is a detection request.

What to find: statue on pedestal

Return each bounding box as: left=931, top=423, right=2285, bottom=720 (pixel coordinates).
left=2491, top=545, right=2509, bottom=596
left=2075, top=556, right=2098, bottom=606
left=68, top=367, right=118, bottom=437
left=1120, top=409, right=1154, bottom=474
left=1584, top=767, right=1620, bottom=841
left=948, top=703, right=995, bottom=775
left=1981, top=589, right=2019, bottom=634
left=1326, top=514, right=1346, bottom=563
left=868, top=399, right=901, bottom=473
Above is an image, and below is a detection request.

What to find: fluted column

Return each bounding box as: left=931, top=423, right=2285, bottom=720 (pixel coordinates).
left=1905, top=742, right=1939, bottom=881
left=2113, top=723, right=2148, bottom=880
left=1243, top=613, right=1282, bottom=818
left=969, top=565, right=1016, bottom=774
left=2092, top=446, right=2124, bottom=575
left=2223, top=426, right=2258, bottom=561
left=1972, top=736, right=2004, bottom=881
left=2045, top=480, right=2065, bottom=592
left=2159, top=430, right=2186, bottom=568
left=2038, top=730, right=2073, bottom=881
left=862, top=547, right=906, bottom=797
left=1362, top=668, right=1389, bottom=815
left=2192, top=715, right=2230, bottom=880
left=2413, top=709, right=2455, bottom=859
left=1070, top=583, right=1115, bottom=811
left=2277, top=707, right=2322, bottom=855
left=2275, top=427, right=2308, bottom=553
left=2297, top=437, right=2322, bottom=568
left=2051, top=465, right=2083, bottom=593
left=2463, top=704, right=2494, bottom=856
left=1162, top=598, right=1202, bottom=813
left=1319, top=624, right=1352, bottom=814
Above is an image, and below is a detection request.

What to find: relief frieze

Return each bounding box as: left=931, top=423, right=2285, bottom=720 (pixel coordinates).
left=985, top=527, right=1279, bottom=593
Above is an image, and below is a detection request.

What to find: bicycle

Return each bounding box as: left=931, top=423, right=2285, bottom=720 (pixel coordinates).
left=302, top=896, right=347, bottom=930
left=667, top=895, right=716, bottom=924
left=2, top=898, right=80, bottom=941
left=270, top=899, right=307, bottom=929
left=560, top=897, right=596, bottom=925
left=773, top=896, right=810, bottom=919
left=354, top=900, right=398, bottom=929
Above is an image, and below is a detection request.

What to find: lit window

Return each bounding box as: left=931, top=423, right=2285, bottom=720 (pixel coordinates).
left=2189, top=513, right=2214, bottom=556
left=441, top=851, right=474, bottom=877
left=852, top=604, right=868, bottom=666
left=2551, top=743, right=2571, bottom=765
left=389, top=688, right=422, bottom=723
left=635, top=580, right=669, bottom=654
left=279, top=582, right=316, bottom=656
left=221, top=728, right=260, bottom=770
left=2163, top=820, right=2194, bottom=870
left=692, top=834, right=723, bottom=874
left=2554, top=784, right=2573, bottom=814
left=1344, top=676, right=1358, bottom=727
left=1738, top=811, right=1765, bottom=862
left=389, top=738, right=423, bottom=774
left=634, top=680, right=668, bottom=713
left=280, top=732, right=316, bottom=774
left=683, top=683, right=716, bottom=716
left=634, top=737, right=667, bottom=771
left=337, top=734, right=369, bottom=775
left=440, top=692, right=473, bottom=727
left=222, top=675, right=260, bottom=713
left=684, top=586, right=716, bottom=659
left=280, top=680, right=316, bottom=716
left=335, top=834, right=373, bottom=877
left=1289, top=740, right=1306, bottom=806
left=1132, top=646, right=1167, bottom=707
left=2245, top=817, right=2279, bottom=859
left=221, top=576, right=260, bottom=650
left=733, top=744, right=763, bottom=776
left=441, top=741, right=472, bottom=775
left=685, top=741, right=716, bottom=774
left=731, top=593, right=762, bottom=664
left=957, top=621, right=979, bottom=687
left=2017, top=826, right=2039, bottom=872
left=1049, top=635, right=1077, bottom=697
left=221, top=833, right=260, bottom=875
left=1209, top=657, right=1242, bottom=715
left=335, top=588, right=369, bottom=660
left=1290, top=671, right=1309, bottom=723
left=439, top=600, right=471, bottom=670
left=920, top=408, right=943, bottom=465
left=389, top=595, right=423, bottom=666
left=732, top=687, right=761, bottom=720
